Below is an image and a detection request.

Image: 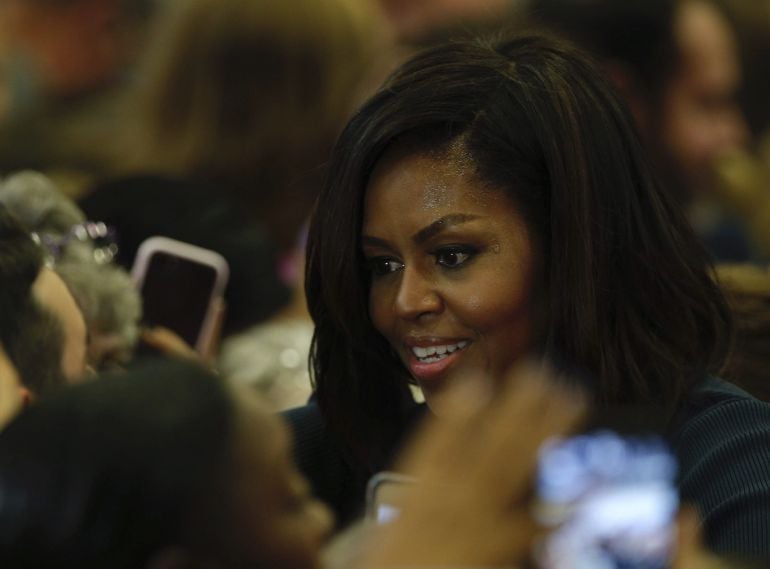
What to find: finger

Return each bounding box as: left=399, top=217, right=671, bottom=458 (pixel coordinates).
left=202, top=297, right=226, bottom=365
left=395, top=372, right=492, bottom=480
left=142, top=327, right=199, bottom=361
left=673, top=506, right=705, bottom=569
left=473, top=363, right=587, bottom=498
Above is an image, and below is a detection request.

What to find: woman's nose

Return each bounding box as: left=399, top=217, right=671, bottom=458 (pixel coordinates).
left=394, top=266, right=442, bottom=320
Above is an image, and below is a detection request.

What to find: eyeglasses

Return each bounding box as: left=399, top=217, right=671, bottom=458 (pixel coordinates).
left=31, top=221, right=119, bottom=265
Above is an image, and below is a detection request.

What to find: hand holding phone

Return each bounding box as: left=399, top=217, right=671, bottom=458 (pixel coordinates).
left=131, top=237, right=229, bottom=355
left=534, top=431, right=679, bottom=569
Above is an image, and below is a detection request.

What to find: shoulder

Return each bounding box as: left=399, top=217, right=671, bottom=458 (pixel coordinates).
left=669, top=377, right=770, bottom=557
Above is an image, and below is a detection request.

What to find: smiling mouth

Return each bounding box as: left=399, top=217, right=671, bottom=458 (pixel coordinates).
left=410, top=340, right=469, bottom=363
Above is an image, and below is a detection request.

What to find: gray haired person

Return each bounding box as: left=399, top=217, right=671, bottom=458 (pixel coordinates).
left=0, top=171, right=141, bottom=369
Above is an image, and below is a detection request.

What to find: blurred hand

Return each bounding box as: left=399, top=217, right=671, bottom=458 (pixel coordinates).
left=141, top=327, right=200, bottom=362
left=361, top=363, right=587, bottom=568
left=0, top=345, right=23, bottom=429
left=673, top=507, right=727, bottom=569
left=140, top=297, right=226, bottom=367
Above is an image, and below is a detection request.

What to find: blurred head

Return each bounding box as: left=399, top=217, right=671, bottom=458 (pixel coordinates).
left=306, top=32, right=730, bottom=462
left=0, top=205, right=88, bottom=395
left=0, top=361, right=332, bottom=569
left=0, top=171, right=140, bottom=369
left=0, top=0, right=154, bottom=104
left=532, top=0, right=747, bottom=197
left=127, top=0, right=388, bottom=251
left=662, top=0, right=747, bottom=194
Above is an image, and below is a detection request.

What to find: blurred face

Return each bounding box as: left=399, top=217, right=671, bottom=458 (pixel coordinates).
left=663, top=0, right=747, bottom=195
left=32, top=268, right=88, bottom=383
left=227, top=387, right=332, bottom=569
left=362, top=149, right=536, bottom=407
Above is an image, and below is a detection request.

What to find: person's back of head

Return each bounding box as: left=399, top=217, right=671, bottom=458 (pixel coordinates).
left=0, top=360, right=332, bottom=569
left=0, top=171, right=141, bottom=369
left=531, top=0, right=747, bottom=200
left=0, top=205, right=66, bottom=395
left=0, top=361, right=232, bottom=568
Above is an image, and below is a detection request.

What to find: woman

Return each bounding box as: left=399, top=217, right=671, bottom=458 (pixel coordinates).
left=293, top=32, right=770, bottom=555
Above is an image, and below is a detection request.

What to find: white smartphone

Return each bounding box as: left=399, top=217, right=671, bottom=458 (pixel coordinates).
left=132, top=236, right=229, bottom=354
left=533, top=430, right=679, bottom=569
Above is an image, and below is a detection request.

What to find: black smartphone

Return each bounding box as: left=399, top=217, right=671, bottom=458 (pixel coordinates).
left=131, top=236, right=229, bottom=353
left=533, top=430, right=679, bottom=569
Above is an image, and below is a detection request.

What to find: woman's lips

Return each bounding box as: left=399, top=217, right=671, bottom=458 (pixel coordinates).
left=405, top=340, right=470, bottom=382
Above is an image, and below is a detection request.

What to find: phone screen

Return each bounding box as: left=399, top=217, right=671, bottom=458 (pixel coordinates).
left=534, top=431, right=678, bottom=569
left=139, top=251, right=218, bottom=346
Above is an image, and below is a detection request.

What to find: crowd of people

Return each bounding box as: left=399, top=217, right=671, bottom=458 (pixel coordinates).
left=1, top=0, right=770, bottom=567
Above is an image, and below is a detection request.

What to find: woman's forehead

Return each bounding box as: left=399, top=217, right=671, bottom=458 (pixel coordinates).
left=365, top=148, right=501, bottom=214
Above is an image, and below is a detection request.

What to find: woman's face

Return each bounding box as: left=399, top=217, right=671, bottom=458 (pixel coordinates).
left=362, top=148, right=536, bottom=407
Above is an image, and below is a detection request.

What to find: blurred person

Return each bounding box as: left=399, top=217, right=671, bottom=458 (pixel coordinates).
left=718, top=0, right=770, bottom=144
left=0, top=204, right=89, bottom=397
left=0, top=0, right=157, bottom=194
left=0, top=171, right=140, bottom=369
left=532, top=0, right=752, bottom=261
left=111, top=0, right=389, bottom=253
left=702, top=0, right=770, bottom=260
left=0, top=359, right=589, bottom=569
left=81, top=0, right=392, bottom=395
left=292, top=31, right=770, bottom=558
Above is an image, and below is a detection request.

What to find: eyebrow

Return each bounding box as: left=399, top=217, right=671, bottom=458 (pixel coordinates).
left=361, top=213, right=482, bottom=249
left=413, top=214, right=481, bottom=244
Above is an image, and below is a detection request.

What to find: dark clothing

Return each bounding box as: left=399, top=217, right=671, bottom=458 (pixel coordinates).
left=668, top=377, right=770, bottom=557
left=284, top=402, right=365, bottom=527
left=287, top=378, right=770, bottom=557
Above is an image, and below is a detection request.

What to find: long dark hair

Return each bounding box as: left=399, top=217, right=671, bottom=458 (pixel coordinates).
left=0, top=361, right=233, bottom=568
left=305, top=32, right=731, bottom=470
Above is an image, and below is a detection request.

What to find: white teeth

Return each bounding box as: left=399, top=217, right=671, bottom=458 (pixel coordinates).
left=411, top=341, right=469, bottom=361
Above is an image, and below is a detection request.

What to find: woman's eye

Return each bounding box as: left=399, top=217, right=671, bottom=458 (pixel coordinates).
left=366, top=257, right=404, bottom=276
left=435, top=247, right=474, bottom=269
